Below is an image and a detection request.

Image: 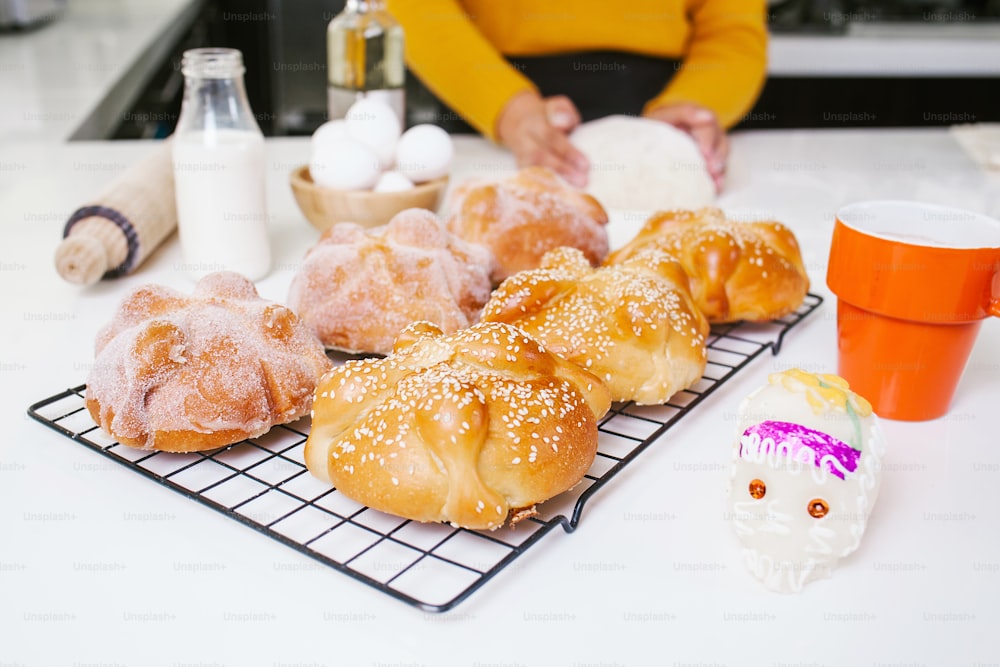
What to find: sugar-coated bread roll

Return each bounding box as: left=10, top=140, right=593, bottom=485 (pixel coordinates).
left=304, top=321, right=612, bottom=530
left=287, top=208, right=494, bottom=355
left=482, top=247, right=709, bottom=405
left=606, top=207, right=809, bottom=322
left=446, top=166, right=609, bottom=283
left=86, top=272, right=332, bottom=452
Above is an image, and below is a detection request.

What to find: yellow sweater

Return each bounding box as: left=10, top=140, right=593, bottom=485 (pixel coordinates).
left=387, top=0, right=768, bottom=139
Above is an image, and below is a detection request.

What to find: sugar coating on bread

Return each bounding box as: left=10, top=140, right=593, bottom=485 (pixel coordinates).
left=606, top=207, right=809, bottom=322
left=287, top=208, right=494, bottom=355
left=482, top=247, right=709, bottom=405
left=446, top=166, right=609, bottom=283
left=86, top=271, right=332, bottom=452
left=304, top=321, right=611, bottom=530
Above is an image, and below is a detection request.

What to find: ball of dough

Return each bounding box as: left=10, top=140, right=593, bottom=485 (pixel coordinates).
left=570, top=115, right=716, bottom=212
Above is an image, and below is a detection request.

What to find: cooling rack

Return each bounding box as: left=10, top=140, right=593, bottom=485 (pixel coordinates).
left=28, top=293, right=822, bottom=612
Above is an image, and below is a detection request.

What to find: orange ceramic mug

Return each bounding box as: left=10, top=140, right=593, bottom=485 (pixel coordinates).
left=826, top=200, right=1000, bottom=421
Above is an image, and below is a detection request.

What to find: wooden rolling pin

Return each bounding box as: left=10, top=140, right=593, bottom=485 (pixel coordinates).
left=55, top=140, right=177, bottom=285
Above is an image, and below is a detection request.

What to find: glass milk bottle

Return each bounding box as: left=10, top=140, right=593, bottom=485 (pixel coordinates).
left=327, top=0, right=405, bottom=125
left=172, top=48, right=271, bottom=281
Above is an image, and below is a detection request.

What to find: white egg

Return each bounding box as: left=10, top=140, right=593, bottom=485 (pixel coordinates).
left=309, top=138, right=381, bottom=190
left=345, top=98, right=402, bottom=170
left=373, top=171, right=415, bottom=193
left=311, top=119, right=349, bottom=157
left=395, top=124, right=453, bottom=183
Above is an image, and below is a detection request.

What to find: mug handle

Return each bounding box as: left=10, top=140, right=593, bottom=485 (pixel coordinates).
left=992, top=271, right=1000, bottom=317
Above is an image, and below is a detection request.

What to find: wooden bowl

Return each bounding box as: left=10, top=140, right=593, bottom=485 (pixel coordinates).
left=289, top=165, right=449, bottom=232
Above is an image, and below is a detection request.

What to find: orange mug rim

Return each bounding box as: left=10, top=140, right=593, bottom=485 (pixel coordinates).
left=828, top=200, right=1000, bottom=323
left=836, top=199, right=1000, bottom=251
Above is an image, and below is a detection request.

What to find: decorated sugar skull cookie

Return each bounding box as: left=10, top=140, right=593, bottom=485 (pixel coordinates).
left=727, top=369, right=887, bottom=593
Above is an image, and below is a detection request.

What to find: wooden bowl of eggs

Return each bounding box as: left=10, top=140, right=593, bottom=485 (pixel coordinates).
left=290, top=167, right=448, bottom=233
left=290, top=100, right=453, bottom=232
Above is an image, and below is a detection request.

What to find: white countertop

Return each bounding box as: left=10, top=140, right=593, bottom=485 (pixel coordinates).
left=2, top=130, right=999, bottom=665
left=1, top=0, right=998, bottom=144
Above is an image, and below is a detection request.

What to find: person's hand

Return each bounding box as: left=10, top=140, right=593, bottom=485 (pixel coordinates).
left=644, top=102, right=729, bottom=192
left=496, top=91, right=590, bottom=188
left=543, top=95, right=581, bottom=133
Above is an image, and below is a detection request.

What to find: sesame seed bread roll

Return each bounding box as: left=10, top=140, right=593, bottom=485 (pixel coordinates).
left=482, top=247, right=709, bottom=405
left=445, top=166, right=609, bottom=284
left=86, top=272, right=332, bottom=452
left=606, top=208, right=810, bottom=323
left=304, top=321, right=611, bottom=530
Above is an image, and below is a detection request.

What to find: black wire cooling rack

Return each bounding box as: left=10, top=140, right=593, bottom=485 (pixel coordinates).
left=28, top=293, right=822, bottom=612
